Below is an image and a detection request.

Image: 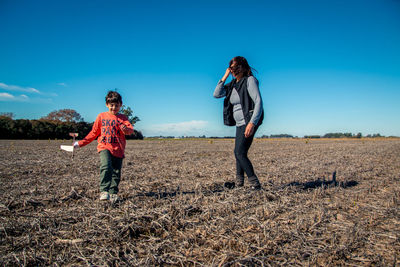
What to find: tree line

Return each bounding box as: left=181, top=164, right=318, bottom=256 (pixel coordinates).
left=0, top=108, right=143, bottom=140
left=260, top=132, right=388, bottom=139
left=1, top=108, right=393, bottom=140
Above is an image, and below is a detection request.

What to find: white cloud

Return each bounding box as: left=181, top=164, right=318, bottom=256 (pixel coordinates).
left=57, top=83, right=67, bottom=87
left=27, top=87, right=40, bottom=93
left=0, top=82, right=57, bottom=102
left=0, top=93, right=30, bottom=102
left=0, top=82, right=41, bottom=94
left=0, top=92, right=15, bottom=99
left=144, top=120, right=209, bottom=136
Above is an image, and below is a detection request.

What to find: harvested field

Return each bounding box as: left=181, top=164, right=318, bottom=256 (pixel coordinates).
left=0, top=138, right=399, bottom=266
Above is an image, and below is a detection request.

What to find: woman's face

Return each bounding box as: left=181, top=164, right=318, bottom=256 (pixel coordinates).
left=229, top=61, right=240, bottom=78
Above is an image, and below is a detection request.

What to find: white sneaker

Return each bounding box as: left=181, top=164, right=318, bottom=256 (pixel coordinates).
left=100, top=192, right=109, bottom=200
left=109, top=194, right=119, bottom=203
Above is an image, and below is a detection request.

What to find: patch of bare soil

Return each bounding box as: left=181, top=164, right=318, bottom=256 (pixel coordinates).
left=0, top=139, right=399, bottom=266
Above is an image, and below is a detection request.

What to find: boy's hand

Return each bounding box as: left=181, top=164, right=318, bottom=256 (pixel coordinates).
left=73, top=141, right=80, bottom=148
left=120, top=124, right=132, bottom=135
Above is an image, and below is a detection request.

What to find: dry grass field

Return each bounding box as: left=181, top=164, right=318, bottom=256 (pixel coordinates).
left=0, top=138, right=399, bottom=266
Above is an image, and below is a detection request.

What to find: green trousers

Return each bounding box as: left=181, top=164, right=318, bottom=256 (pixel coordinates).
left=99, top=149, right=123, bottom=194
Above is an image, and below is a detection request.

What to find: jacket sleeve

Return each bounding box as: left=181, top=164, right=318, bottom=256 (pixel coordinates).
left=78, top=114, right=102, bottom=147
left=213, top=80, right=228, bottom=98
left=247, top=76, right=263, bottom=125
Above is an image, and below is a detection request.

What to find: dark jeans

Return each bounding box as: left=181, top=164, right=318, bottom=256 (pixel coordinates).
left=234, top=125, right=260, bottom=186
left=99, top=149, right=123, bottom=194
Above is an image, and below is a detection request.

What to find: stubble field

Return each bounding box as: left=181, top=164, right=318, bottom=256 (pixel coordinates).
left=0, top=138, right=399, bottom=266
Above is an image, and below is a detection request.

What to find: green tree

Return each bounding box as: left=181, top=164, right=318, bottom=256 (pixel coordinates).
left=0, top=116, right=13, bottom=138
left=41, top=109, right=83, bottom=123
left=30, top=120, right=56, bottom=139
left=120, top=105, right=140, bottom=125
left=13, top=119, right=32, bottom=139
left=0, top=112, right=14, bottom=119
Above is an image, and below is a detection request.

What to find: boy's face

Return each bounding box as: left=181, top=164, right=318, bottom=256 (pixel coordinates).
left=106, top=102, right=122, bottom=115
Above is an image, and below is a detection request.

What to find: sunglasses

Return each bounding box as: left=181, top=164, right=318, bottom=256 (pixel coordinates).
left=230, top=65, right=240, bottom=73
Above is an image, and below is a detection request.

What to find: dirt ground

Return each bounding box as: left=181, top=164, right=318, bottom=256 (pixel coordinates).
left=0, top=138, right=399, bottom=266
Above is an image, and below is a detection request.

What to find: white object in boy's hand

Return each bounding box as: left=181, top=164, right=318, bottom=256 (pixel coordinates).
left=60, top=145, right=74, bottom=152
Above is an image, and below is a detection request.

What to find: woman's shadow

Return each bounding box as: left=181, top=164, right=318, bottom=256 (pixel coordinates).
left=283, top=171, right=358, bottom=190
left=115, top=171, right=358, bottom=205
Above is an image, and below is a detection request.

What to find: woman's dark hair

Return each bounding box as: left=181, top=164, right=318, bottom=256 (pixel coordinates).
left=105, top=90, right=122, bottom=104
left=229, top=56, right=256, bottom=77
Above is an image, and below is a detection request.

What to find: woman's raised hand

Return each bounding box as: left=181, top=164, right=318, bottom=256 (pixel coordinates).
left=221, top=68, right=231, bottom=82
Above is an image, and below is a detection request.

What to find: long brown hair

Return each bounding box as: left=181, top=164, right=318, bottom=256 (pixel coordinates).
left=229, top=56, right=256, bottom=77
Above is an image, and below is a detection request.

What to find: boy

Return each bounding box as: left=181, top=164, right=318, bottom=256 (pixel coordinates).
left=74, top=91, right=134, bottom=202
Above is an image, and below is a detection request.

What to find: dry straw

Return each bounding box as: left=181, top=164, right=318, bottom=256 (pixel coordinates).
left=0, top=139, right=399, bottom=266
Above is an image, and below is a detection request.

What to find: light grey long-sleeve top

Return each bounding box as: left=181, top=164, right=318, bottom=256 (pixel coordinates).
left=213, top=76, right=263, bottom=126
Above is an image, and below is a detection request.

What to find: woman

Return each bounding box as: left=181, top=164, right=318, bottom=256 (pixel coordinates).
left=213, top=56, right=264, bottom=190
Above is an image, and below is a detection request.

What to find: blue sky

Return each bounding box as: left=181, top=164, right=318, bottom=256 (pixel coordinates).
left=1, top=0, right=399, bottom=137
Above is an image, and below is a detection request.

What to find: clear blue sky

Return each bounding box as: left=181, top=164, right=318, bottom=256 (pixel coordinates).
left=1, top=0, right=399, bottom=137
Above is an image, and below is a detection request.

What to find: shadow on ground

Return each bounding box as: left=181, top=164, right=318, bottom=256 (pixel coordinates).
left=284, top=171, right=358, bottom=190
left=134, top=186, right=225, bottom=200
left=124, top=171, right=358, bottom=203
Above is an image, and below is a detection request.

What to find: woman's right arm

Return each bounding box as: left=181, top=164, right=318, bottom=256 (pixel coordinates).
left=213, top=68, right=231, bottom=98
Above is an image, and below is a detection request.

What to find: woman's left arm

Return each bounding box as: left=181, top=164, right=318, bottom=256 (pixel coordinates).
left=245, top=76, right=263, bottom=138
left=247, top=76, right=263, bottom=125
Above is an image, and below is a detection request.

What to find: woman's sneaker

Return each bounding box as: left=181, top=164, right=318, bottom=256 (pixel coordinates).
left=250, top=184, right=262, bottom=191
left=248, top=176, right=261, bottom=191
left=236, top=181, right=244, bottom=187
left=109, top=194, right=119, bottom=203
left=100, top=192, right=109, bottom=200
left=236, top=175, right=245, bottom=187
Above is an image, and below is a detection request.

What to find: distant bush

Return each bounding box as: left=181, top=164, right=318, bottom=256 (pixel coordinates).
left=304, top=135, right=321, bottom=139
left=258, top=132, right=391, bottom=139
left=127, top=130, right=144, bottom=140
left=323, top=132, right=349, bottom=138
left=323, top=132, right=365, bottom=138
left=366, top=133, right=382, bottom=138
left=270, top=134, right=294, bottom=138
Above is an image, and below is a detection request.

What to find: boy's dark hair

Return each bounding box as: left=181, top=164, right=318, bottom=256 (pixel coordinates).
left=106, top=91, right=122, bottom=104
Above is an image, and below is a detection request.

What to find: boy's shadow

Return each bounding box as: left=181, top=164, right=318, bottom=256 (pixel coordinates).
left=132, top=185, right=225, bottom=200
left=283, top=171, right=358, bottom=190
left=135, top=190, right=194, bottom=199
